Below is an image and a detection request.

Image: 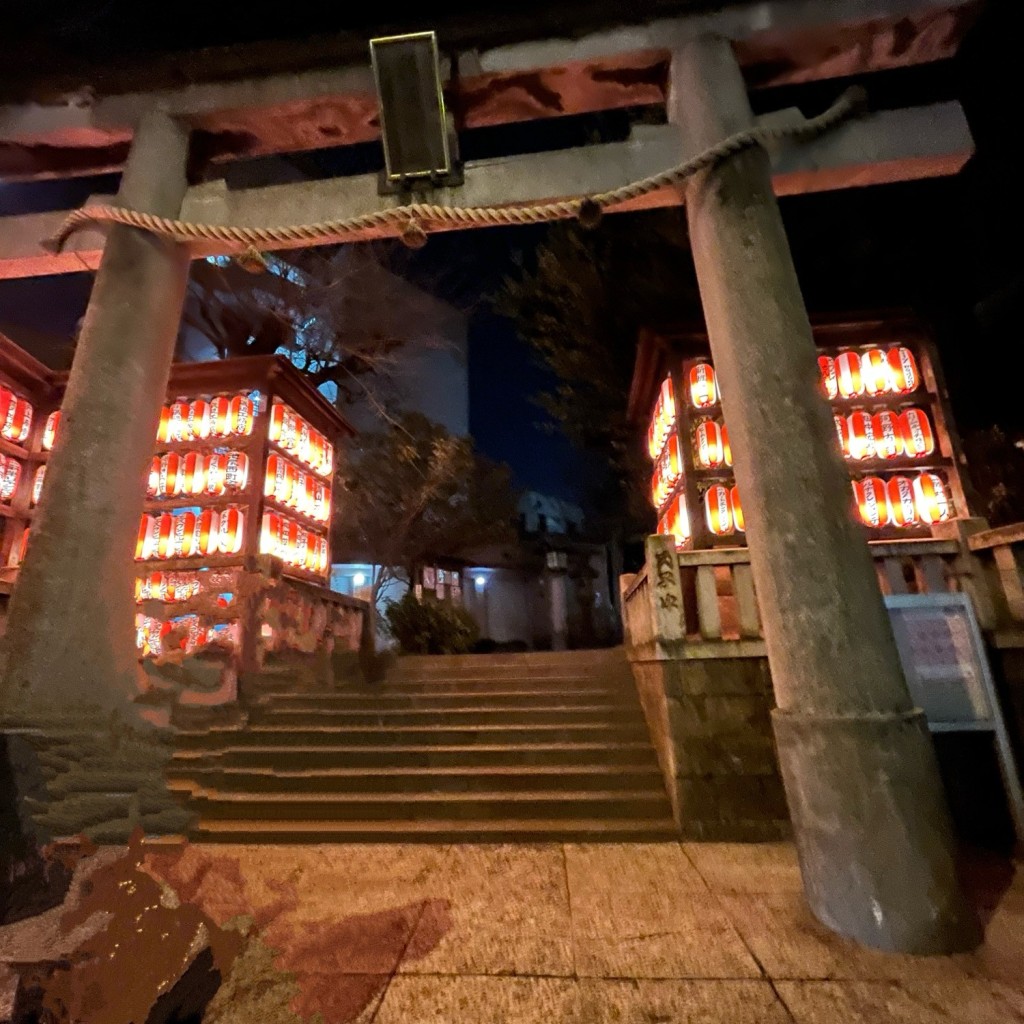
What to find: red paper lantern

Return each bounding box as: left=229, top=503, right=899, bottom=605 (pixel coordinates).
left=0, top=388, right=13, bottom=435
left=317, top=536, right=329, bottom=573
left=0, top=455, right=20, bottom=501
left=871, top=411, right=904, bottom=460
left=224, top=451, right=249, bottom=491
left=260, top=511, right=282, bottom=556
left=229, top=395, right=255, bottom=436
left=188, top=399, right=212, bottom=440
left=660, top=493, right=690, bottom=547
left=818, top=355, right=838, bottom=400
left=886, top=476, right=919, bottom=528
left=899, top=408, right=935, bottom=458
left=43, top=410, right=60, bottom=451
left=2, top=395, right=32, bottom=444
left=269, top=402, right=287, bottom=444
left=847, top=411, right=876, bottom=460
left=689, top=363, right=717, bottom=409
left=171, top=511, right=198, bottom=558
left=195, top=508, right=221, bottom=556
left=651, top=464, right=667, bottom=510
left=158, top=453, right=183, bottom=497
left=853, top=477, right=890, bottom=528
left=862, top=349, right=891, bottom=396
left=914, top=473, right=952, bottom=524
left=181, top=451, right=206, bottom=495
left=16, top=526, right=29, bottom=565
left=833, top=416, right=852, bottom=458
left=721, top=424, right=732, bottom=467
left=31, top=465, right=45, bottom=505
left=704, top=484, right=734, bottom=536
left=730, top=486, right=745, bottom=532
left=320, top=441, right=334, bottom=476
left=168, top=401, right=191, bottom=442
left=695, top=420, right=724, bottom=469
left=887, top=347, right=919, bottom=394
left=136, top=515, right=156, bottom=560
left=301, top=532, right=317, bottom=573
left=283, top=519, right=300, bottom=563
left=835, top=352, right=864, bottom=398
left=210, top=396, right=232, bottom=437
left=156, top=406, right=173, bottom=443
left=312, top=481, right=330, bottom=523
left=219, top=507, right=244, bottom=554
left=155, top=514, right=176, bottom=560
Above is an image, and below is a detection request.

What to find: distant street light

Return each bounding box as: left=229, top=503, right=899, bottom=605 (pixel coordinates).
left=353, top=572, right=366, bottom=587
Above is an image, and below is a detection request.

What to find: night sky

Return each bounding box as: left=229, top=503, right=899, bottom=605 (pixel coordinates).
left=1, top=1, right=1021, bottom=513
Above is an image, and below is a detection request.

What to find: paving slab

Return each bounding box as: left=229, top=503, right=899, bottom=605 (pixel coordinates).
left=375, top=976, right=793, bottom=1024
left=399, top=844, right=574, bottom=977
left=682, top=841, right=803, bottom=893
left=776, top=979, right=1024, bottom=1024
left=564, top=843, right=761, bottom=979
left=718, top=891, right=978, bottom=984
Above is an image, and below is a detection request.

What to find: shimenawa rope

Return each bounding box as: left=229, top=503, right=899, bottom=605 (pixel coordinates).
left=43, top=86, right=865, bottom=255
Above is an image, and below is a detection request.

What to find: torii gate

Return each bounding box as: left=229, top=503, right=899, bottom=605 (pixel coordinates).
left=0, top=1, right=982, bottom=953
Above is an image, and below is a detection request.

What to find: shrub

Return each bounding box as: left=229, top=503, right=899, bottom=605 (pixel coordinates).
left=384, top=593, right=480, bottom=655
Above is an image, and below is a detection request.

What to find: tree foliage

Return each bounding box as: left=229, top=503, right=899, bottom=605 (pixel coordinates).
left=181, top=244, right=449, bottom=417
left=334, top=412, right=519, bottom=614
left=495, top=210, right=702, bottom=534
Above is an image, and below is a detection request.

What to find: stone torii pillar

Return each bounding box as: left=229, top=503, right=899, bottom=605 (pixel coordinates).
left=669, top=37, right=977, bottom=953
left=0, top=112, right=192, bottom=840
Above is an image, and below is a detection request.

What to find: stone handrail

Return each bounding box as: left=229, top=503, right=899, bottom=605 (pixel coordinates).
left=621, top=531, right=980, bottom=661
left=965, top=522, right=1024, bottom=644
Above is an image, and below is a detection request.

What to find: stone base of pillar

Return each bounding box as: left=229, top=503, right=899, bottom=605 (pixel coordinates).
left=1, top=709, right=193, bottom=844
left=772, top=707, right=981, bottom=953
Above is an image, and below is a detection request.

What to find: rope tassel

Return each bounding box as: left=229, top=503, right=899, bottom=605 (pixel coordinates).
left=41, top=87, right=866, bottom=256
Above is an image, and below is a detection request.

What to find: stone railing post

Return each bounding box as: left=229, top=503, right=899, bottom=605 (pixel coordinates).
left=932, top=517, right=997, bottom=631
left=645, top=534, right=686, bottom=651
left=669, top=36, right=975, bottom=952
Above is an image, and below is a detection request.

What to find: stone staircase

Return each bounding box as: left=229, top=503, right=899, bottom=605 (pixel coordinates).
left=168, top=648, right=677, bottom=842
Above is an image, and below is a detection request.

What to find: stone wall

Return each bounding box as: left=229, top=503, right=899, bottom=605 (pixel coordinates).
left=630, top=653, right=791, bottom=841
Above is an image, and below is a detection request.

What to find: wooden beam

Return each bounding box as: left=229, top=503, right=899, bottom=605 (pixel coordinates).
left=0, top=2, right=979, bottom=182
left=0, top=101, right=971, bottom=280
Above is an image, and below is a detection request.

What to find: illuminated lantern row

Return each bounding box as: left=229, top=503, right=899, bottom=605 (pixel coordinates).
left=156, top=394, right=256, bottom=445
left=0, top=387, right=33, bottom=444
left=836, top=408, right=935, bottom=462
left=647, top=378, right=677, bottom=460
left=134, top=570, right=236, bottom=606
left=853, top=473, right=952, bottom=529
left=820, top=346, right=919, bottom=400
left=689, top=363, right=718, bottom=409
left=0, top=454, right=21, bottom=502
left=147, top=450, right=250, bottom=499
left=269, top=401, right=335, bottom=478
left=260, top=511, right=329, bottom=573
left=136, top=572, right=201, bottom=603
left=658, top=493, right=691, bottom=547
left=704, top=484, right=745, bottom=536
left=264, top=453, right=332, bottom=524
left=136, top=507, right=245, bottom=561
left=135, top=614, right=241, bottom=658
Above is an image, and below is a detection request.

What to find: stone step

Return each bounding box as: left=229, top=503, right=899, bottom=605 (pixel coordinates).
left=188, top=788, right=672, bottom=822
left=254, top=691, right=634, bottom=711
left=245, top=706, right=643, bottom=728
left=171, top=741, right=660, bottom=770
left=190, top=817, right=680, bottom=843
left=167, top=764, right=666, bottom=795
left=374, top=677, right=622, bottom=692
left=176, top=723, right=650, bottom=748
